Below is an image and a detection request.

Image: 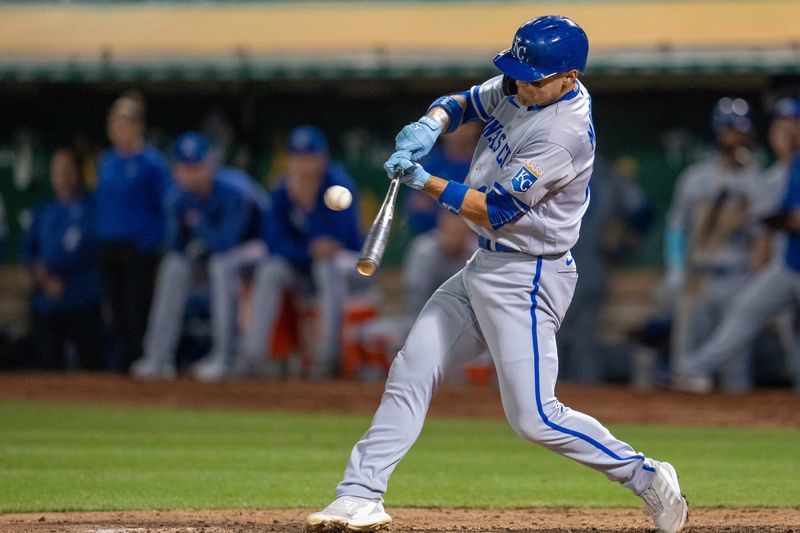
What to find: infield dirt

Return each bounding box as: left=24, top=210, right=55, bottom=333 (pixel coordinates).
left=2, top=373, right=799, bottom=428
left=1, top=373, right=799, bottom=532
left=1, top=507, right=799, bottom=532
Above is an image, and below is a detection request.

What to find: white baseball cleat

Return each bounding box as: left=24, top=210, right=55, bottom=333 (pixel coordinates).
left=641, top=461, right=688, bottom=533
left=189, top=353, right=229, bottom=382
left=305, top=496, right=392, bottom=532
left=129, top=356, right=176, bottom=381
left=671, top=372, right=713, bottom=394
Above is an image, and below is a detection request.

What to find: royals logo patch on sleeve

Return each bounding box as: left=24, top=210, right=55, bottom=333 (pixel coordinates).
left=510, top=161, right=543, bottom=193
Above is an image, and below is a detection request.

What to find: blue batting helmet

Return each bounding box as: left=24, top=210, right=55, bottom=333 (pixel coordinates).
left=493, top=16, right=589, bottom=83
left=711, top=97, right=752, bottom=133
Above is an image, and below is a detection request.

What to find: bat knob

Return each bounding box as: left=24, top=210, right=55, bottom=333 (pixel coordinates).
left=356, top=258, right=378, bottom=277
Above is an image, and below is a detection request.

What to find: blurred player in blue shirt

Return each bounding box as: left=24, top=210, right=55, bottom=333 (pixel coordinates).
left=23, top=147, right=103, bottom=370
left=238, top=125, right=369, bottom=379
left=131, top=132, right=266, bottom=381
left=404, top=121, right=481, bottom=236
left=96, top=93, right=172, bottom=372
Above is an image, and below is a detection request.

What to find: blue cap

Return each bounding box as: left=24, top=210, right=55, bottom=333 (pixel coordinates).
left=174, top=131, right=210, bottom=164
left=773, top=98, right=800, bottom=118
left=287, top=125, right=328, bottom=154
left=712, top=97, right=752, bottom=133
left=493, top=16, right=588, bottom=83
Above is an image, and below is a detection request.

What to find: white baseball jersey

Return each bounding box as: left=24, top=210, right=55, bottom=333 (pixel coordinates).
left=463, top=75, right=595, bottom=256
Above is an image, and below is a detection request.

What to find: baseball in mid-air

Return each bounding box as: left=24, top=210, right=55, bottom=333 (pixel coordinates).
left=324, top=185, right=352, bottom=211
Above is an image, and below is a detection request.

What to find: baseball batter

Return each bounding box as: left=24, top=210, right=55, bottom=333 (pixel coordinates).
left=306, top=16, right=687, bottom=533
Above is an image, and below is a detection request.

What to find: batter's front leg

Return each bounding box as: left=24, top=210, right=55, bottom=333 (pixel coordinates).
left=471, top=256, right=656, bottom=496
left=336, top=271, right=487, bottom=499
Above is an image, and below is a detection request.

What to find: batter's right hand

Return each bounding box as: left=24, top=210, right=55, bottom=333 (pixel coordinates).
left=384, top=152, right=431, bottom=190
left=394, top=115, right=442, bottom=161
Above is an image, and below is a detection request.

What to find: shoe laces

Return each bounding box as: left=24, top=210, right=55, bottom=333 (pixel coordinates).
left=643, top=466, right=682, bottom=518
left=642, top=485, right=665, bottom=517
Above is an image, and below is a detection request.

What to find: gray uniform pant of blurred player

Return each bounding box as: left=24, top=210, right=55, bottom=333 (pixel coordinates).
left=143, top=249, right=248, bottom=364
left=673, top=272, right=754, bottom=392
left=681, top=263, right=800, bottom=389
left=336, top=249, right=656, bottom=500
left=242, top=250, right=369, bottom=377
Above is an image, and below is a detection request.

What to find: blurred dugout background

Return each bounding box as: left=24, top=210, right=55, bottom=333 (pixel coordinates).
left=0, top=0, right=799, bottom=384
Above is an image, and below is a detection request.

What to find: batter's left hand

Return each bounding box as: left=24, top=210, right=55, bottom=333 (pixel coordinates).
left=394, top=116, right=441, bottom=161
left=384, top=152, right=431, bottom=190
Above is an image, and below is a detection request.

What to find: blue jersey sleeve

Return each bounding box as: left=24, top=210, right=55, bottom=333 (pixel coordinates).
left=313, top=165, right=363, bottom=252
left=196, top=187, right=250, bottom=254
left=326, top=198, right=362, bottom=252
left=265, top=190, right=311, bottom=264
left=151, top=153, right=174, bottom=205
left=467, top=75, right=505, bottom=122
left=163, top=187, right=186, bottom=252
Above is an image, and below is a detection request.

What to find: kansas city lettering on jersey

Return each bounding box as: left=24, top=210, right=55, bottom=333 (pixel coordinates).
left=482, top=117, right=512, bottom=168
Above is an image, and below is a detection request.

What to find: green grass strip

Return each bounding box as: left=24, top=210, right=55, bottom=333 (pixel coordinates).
left=1, top=400, right=798, bottom=512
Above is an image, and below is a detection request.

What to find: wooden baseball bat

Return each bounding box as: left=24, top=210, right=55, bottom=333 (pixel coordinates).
left=356, top=169, right=403, bottom=276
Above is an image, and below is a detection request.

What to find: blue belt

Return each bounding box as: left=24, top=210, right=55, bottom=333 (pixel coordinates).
left=478, top=236, right=519, bottom=253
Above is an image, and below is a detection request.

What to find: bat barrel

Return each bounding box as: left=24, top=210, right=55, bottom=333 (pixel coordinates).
left=356, top=173, right=402, bottom=276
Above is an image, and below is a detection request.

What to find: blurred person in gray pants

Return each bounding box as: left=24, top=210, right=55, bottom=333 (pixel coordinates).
left=131, top=132, right=266, bottom=381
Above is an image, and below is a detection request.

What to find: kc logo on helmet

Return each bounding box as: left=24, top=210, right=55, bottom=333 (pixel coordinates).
left=512, top=36, right=528, bottom=61
left=510, top=161, right=543, bottom=193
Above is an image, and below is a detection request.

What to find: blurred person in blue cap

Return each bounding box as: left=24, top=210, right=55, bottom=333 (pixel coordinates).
left=96, top=91, right=172, bottom=372
left=665, top=96, right=764, bottom=393
left=23, top=147, right=103, bottom=370
left=237, top=125, right=369, bottom=379
left=130, top=131, right=268, bottom=381
left=674, top=97, right=800, bottom=393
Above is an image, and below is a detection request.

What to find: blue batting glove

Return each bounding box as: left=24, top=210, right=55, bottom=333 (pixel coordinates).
left=383, top=152, right=431, bottom=190
left=383, top=151, right=412, bottom=179
left=394, top=116, right=441, bottom=162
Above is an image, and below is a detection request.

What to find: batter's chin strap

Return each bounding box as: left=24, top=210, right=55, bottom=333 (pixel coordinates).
left=502, top=75, right=518, bottom=96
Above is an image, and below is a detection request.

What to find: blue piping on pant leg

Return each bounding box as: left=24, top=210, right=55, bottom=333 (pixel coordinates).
left=529, top=255, right=645, bottom=463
